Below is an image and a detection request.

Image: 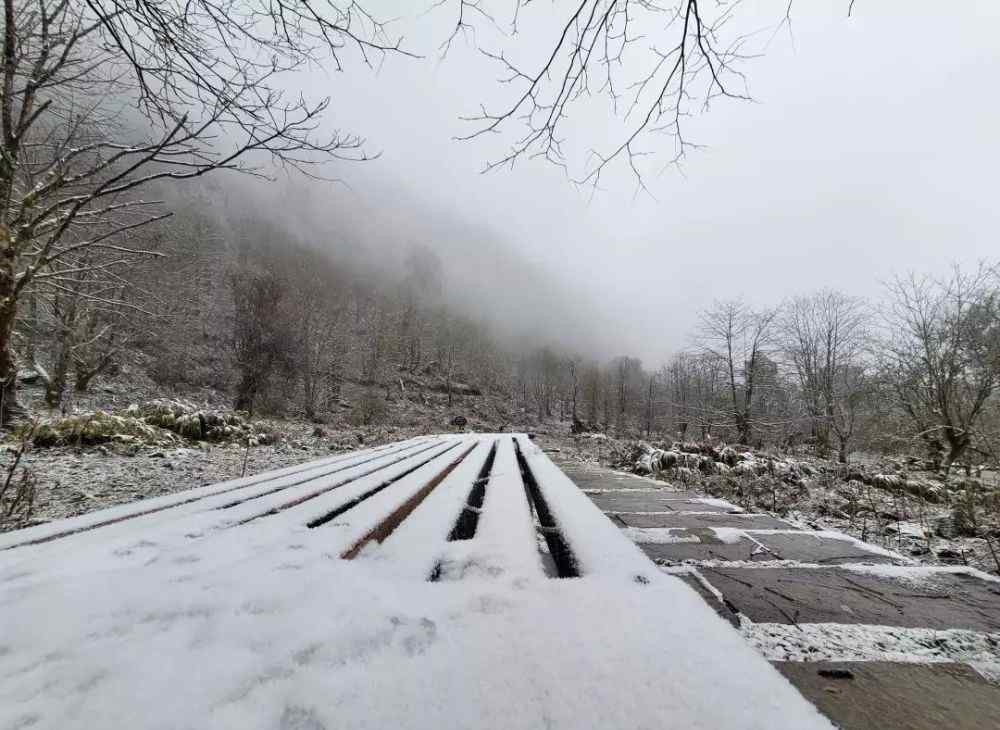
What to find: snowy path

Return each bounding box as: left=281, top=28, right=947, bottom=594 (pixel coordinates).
left=0, top=433, right=832, bottom=730
left=555, top=456, right=1000, bottom=728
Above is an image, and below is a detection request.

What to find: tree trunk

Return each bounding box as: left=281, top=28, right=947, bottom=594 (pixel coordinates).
left=24, top=292, right=37, bottom=363
left=234, top=372, right=256, bottom=415
left=942, top=432, right=970, bottom=476
left=736, top=412, right=751, bottom=445
left=0, top=287, right=26, bottom=427
left=74, top=354, right=112, bottom=393
left=45, top=340, right=71, bottom=409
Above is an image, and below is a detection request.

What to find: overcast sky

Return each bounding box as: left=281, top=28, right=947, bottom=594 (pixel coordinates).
left=275, top=1, right=1000, bottom=365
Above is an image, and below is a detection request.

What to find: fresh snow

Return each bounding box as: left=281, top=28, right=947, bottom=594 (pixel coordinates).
left=738, top=529, right=913, bottom=563
left=619, top=527, right=702, bottom=544
left=0, top=433, right=834, bottom=730
left=743, top=620, right=1000, bottom=668
left=689, top=496, right=741, bottom=510
left=843, top=562, right=1000, bottom=585
left=622, top=527, right=747, bottom=546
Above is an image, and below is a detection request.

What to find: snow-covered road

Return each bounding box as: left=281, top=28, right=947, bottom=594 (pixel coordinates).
left=0, top=434, right=832, bottom=729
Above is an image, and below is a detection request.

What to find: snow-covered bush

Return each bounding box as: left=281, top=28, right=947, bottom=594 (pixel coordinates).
left=140, top=398, right=274, bottom=444
left=28, top=400, right=276, bottom=448
left=31, top=411, right=179, bottom=447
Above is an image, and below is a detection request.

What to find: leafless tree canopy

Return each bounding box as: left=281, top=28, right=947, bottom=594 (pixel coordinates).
left=881, top=264, right=1000, bottom=472
left=0, top=0, right=407, bottom=423
left=445, top=0, right=753, bottom=188
left=781, top=290, right=870, bottom=461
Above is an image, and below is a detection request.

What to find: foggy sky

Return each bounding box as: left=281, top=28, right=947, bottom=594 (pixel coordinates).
left=264, top=1, right=1000, bottom=365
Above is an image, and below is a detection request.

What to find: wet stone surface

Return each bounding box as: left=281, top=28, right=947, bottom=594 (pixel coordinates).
left=618, top=511, right=792, bottom=530
left=749, top=532, right=902, bottom=565
left=585, top=489, right=709, bottom=501
left=556, top=455, right=1000, bottom=722
left=556, top=463, right=668, bottom=491
left=774, top=661, right=1000, bottom=730
left=645, top=498, right=743, bottom=514
left=674, top=573, right=739, bottom=627
left=587, top=493, right=686, bottom=513
left=639, top=538, right=774, bottom=565
left=700, top=567, right=1000, bottom=632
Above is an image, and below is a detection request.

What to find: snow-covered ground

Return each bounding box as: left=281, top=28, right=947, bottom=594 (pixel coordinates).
left=0, top=434, right=833, bottom=729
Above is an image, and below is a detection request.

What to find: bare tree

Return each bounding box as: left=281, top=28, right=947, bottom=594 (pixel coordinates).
left=0, top=0, right=404, bottom=424
left=582, top=362, right=602, bottom=426
left=448, top=0, right=752, bottom=189
left=228, top=260, right=294, bottom=415
left=880, top=264, right=1000, bottom=474
left=399, top=244, right=443, bottom=374
left=566, top=355, right=581, bottom=422
left=697, top=298, right=777, bottom=444
left=662, top=351, right=724, bottom=440
left=290, top=256, right=349, bottom=421
left=781, top=290, right=870, bottom=461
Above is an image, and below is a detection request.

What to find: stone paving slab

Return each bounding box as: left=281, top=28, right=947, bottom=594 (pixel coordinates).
left=749, top=532, right=902, bottom=565
left=588, top=493, right=683, bottom=512
left=618, top=511, right=793, bottom=530
left=584, top=489, right=709, bottom=501
left=700, top=567, right=1000, bottom=632
left=590, top=492, right=744, bottom=514
left=675, top=573, right=739, bottom=627
left=639, top=538, right=774, bottom=565
left=647, top=498, right=742, bottom=513
left=639, top=490, right=707, bottom=501
left=555, top=462, right=671, bottom=491
left=773, top=661, right=1000, bottom=730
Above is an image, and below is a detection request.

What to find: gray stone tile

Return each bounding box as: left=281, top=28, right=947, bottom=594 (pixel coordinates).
left=749, top=532, right=901, bottom=565
left=557, top=463, right=669, bottom=491
left=674, top=572, right=740, bottom=627
left=588, top=493, right=682, bottom=513
left=700, top=567, right=1000, bottom=631
left=648, top=498, right=742, bottom=514
left=619, top=512, right=793, bottom=530
left=774, top=661, right=1000, bottom=730
left=639, top=537, right=775, bottom=565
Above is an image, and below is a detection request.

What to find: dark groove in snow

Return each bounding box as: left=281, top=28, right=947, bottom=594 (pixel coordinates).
left=305, top=442, right=462, bottom=529
left=234, top=442, right=451, bottom=527
left=448, top=440, right=498, bottom=541
left=514, top=438, right=580, bottom=579
left=216, top=440, right=430, bottom=509
left=342, top=443, right=477, bottom=558
left=0, top=441, right=421, bottom=552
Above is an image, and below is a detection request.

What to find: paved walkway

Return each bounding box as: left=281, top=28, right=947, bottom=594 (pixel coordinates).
left=554, top=456, right=1000, bottom=730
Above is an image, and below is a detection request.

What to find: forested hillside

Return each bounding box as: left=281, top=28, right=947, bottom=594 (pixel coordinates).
left=19, top=177, right=1000, bottom=476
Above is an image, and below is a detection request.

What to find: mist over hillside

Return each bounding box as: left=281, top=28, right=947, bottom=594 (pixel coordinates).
left=175, top=173, right=622, bottom=362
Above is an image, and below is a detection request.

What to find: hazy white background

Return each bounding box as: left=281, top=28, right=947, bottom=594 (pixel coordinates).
left=260, top=1, right=1000, bottom=364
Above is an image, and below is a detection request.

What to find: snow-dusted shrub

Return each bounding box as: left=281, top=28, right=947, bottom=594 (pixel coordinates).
left=733, top=459, right=767, bottom=476
left=635, top=452, right=655, bottom=475
left=140, top=399, right=275, bottom=444
left=718, top=446, right=739, bottom=467
left=29, top=400, right=276, bottom=448
left=870, top=474, right=905, bottom=490
left=349, top=393, right=387, bottom=427
left=673, top=467, right=699, bottom=483
left=903, top=477, right=944, bottom=503
left=656, top=450, right=679, bottom=470
left=31, top=411, right=179, bottom=448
